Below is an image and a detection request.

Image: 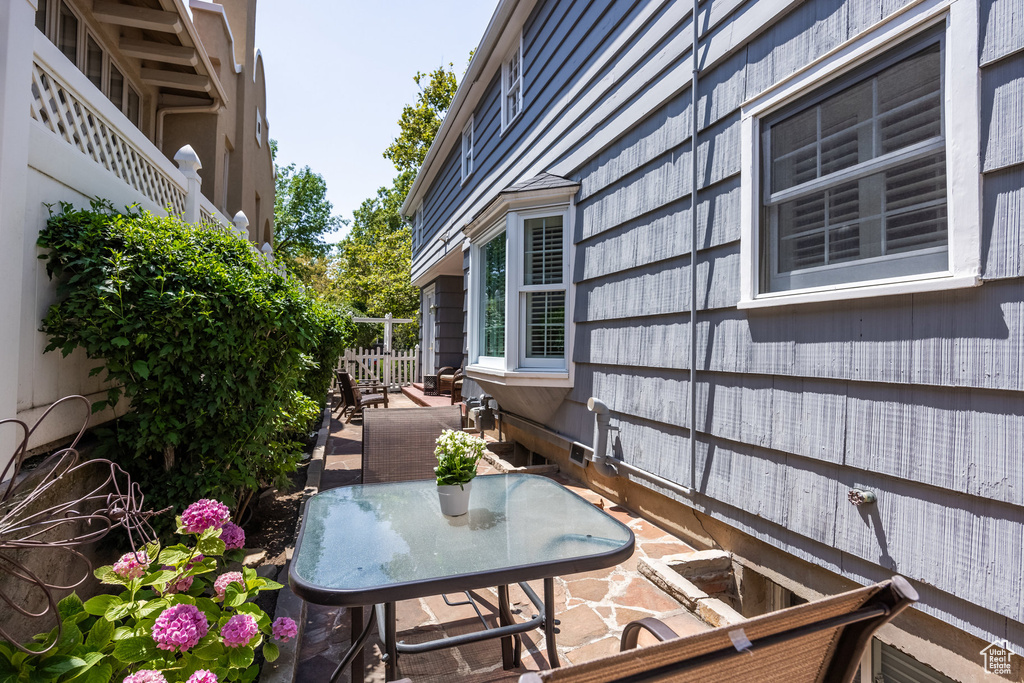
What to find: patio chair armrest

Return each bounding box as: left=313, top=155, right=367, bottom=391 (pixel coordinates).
left=619, top=617, right=680, bottom=651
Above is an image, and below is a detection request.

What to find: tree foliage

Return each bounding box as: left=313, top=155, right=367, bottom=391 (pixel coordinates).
left=383, top=64, right=459, bottom=177
left=271, top=139, right=344, bottom=268
left=37, top=202, right=355, bottom=525
left=337, top=62, right=462, bottom=349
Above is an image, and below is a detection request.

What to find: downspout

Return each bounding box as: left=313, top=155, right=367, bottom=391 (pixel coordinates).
left=580, top=0, right=701, bottom=498
left=156, top=101, right=222, bottom=153
left=689, top=0, right=700, bottom=492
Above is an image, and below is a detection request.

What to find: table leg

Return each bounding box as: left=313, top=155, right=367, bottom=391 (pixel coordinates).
left=497, top=585, right=523, bottom=669
left=351, top=606, right=364, bottom=681
left=384, top=602, right=399, bottom=681
left=544, top=577, right=560, bottom=668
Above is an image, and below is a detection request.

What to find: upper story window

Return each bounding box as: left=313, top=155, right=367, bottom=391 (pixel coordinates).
left=412, top=204, right=423, bottom=249
left=461, top=117, right=474, bottom=183
left=739, top=9, right=981, bottom=308
left=501, top=34, right=523, bottom=131
left=256, top=110, right=263, bottom=146
left=36, top=0, right=142, bottom=128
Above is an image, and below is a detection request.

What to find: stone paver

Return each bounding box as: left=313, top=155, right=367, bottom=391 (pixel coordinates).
left=291, top=393, right=710, bottom=682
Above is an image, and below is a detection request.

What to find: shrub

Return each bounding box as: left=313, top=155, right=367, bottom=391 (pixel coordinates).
left=37, top=202, right=354, bottom=523
left=0, top=499, right=296, bottom=683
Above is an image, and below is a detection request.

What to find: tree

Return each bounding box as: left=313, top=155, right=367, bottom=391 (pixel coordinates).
left=336, top=62, right=463, bottom=349
left=272, top=139, right=344, bottom=269
left=383, top=63, right=459, bottom=176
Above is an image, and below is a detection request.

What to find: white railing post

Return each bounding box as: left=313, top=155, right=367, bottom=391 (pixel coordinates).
left=233, top=211, right=249, bottom=240
left=174, top=145, right=202, bottom=224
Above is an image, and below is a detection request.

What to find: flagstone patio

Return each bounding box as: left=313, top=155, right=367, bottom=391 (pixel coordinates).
left=280, top=392, right=710, bottom=682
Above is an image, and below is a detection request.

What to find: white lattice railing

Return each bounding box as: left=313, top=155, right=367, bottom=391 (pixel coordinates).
left=29, top=61, right=187, bottom=215
left=341, top=346, right=420, bottom=387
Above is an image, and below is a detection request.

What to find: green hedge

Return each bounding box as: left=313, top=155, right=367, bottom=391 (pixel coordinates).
left=38, top=202, right=354, bottom=523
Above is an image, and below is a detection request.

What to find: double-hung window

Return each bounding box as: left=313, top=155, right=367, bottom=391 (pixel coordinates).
left=468, top=202, right=573, bottom=384
left=461, top=117, right=474, bottom=183
left=740, top=5, right=981, bottom=307
left=501, top=34, right=524, bottom=131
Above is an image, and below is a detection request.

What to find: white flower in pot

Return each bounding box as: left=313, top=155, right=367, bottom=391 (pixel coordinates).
left=434, top=429, right=486, bottom=516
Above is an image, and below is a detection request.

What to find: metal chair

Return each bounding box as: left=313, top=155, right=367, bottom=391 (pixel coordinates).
left=356, top=407, right=522, bottom=677
left=519, top=576, right=918, bottom=683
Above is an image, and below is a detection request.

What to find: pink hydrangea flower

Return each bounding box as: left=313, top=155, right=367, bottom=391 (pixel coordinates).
left=112, top=551, right=150, bottom=580
left=152, top=603, right=208, bottom=652
left=181, top=499, right=231, bottom=534
left=220, top=522, right=246, bottom=550
left=159, top=567, right=193, bottom=595
left=213, top=571, right=244, bottom=601
left=124, top=670, right=168, bottom=683
left=220, top=613, right=258, bottom=648
left=186, top=671, right=218, bottom=683
left=272, top=616, right=298, bottom=642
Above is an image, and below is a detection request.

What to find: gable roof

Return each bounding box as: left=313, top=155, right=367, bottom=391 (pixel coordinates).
left=400, top=0, right=538, bottom=218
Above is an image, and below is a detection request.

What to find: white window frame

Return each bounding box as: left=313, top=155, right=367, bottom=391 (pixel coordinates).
left=738, top=0, right=981, bottom=309
left=461, top=116, right=474, bottom=183
left=255, top=109, right=263, bottom=146
left=500, top=32, right=524, bottom=133
left=413, top=203, right=423, bottom=248
left=466, top=199, right=575, bottom=387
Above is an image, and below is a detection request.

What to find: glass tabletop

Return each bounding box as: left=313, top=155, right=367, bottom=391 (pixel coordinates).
left=289, top=474, right=634, bottom=606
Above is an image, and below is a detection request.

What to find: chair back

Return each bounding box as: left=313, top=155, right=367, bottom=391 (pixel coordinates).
left=362, top=406, right=464, bottom=484
left=338, top=371, right=360, bottom=408
left=520, top=577, right=918, bottom=683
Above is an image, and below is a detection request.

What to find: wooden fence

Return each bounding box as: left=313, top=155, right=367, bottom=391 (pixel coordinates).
left=340, top=346, right=419, bottom=387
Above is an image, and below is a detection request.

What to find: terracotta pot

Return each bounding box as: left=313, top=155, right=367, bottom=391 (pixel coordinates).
left=437, top=480, right=473, bottom=516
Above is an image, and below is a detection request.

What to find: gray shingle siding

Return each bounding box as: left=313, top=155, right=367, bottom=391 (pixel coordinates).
left=411, top=0, right=1024, bottom=647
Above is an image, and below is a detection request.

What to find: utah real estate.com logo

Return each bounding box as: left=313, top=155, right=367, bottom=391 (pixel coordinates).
left=981, top=640, right=1016, bottom=676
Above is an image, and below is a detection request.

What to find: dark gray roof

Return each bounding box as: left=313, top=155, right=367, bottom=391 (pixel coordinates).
left=501, top=173, right=579, bottom=194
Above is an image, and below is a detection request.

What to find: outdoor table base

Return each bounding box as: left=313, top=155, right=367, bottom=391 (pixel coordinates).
left=291, top=475, right=634, bottom=682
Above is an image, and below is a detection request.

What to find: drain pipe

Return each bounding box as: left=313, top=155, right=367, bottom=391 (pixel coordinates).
left=587, top=398, right=694, bottom=497
left=689, top=0, right=700, bottom=492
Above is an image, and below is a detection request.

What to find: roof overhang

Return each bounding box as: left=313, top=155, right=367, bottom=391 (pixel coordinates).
left=95, top=0, right=229, bottom=105
left=400, top=0, right=539, bottom=218
left=463, top=176, right=580, bottom=241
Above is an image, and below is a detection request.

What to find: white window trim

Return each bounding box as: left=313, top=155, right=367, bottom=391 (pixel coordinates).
left=461, top=116, right=474, bottom=184
left=255, top=109, right=263, bottom=146
left=500, top=32, right=524, bottom=133
left=466, top=194, right=575, bottom=388
left=738, top=0, right=981, bottom=309
left=413, top=203, right=423, bottom=248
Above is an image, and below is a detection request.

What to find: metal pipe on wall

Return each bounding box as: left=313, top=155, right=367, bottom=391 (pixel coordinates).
left=689, top=0, right=700, bottom=492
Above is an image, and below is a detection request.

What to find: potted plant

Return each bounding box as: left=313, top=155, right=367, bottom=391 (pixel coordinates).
left=434, top=429, right=486, bottom=516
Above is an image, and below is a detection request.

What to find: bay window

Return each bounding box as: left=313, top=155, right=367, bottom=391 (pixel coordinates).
left=468, top=201, right=574, bottom=385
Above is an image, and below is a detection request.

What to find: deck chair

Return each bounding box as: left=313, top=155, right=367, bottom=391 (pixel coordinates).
left=519, top=576, right=918, bottom=683
left=337, top=371, right=388, bottom=423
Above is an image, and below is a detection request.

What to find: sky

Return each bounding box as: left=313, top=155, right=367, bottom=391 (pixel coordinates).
left=254, top=1, right=497, bottom=241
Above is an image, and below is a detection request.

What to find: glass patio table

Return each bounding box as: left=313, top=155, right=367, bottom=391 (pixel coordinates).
left=289, top=473, right=635, bottom=681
